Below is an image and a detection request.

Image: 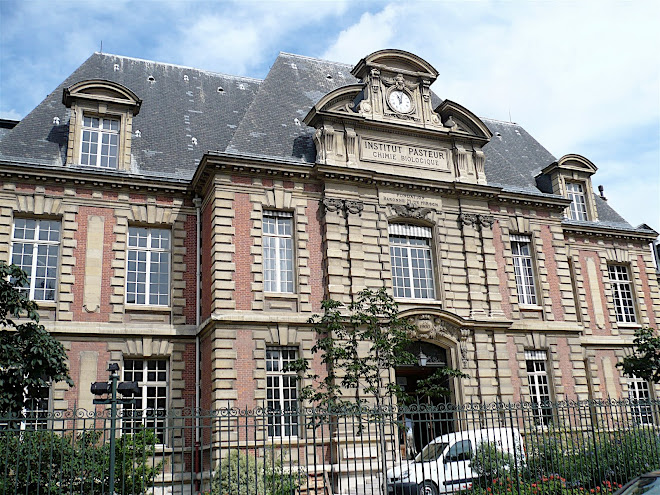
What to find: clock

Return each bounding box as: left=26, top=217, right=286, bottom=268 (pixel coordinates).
left=388, top=90, right=412, bottom=113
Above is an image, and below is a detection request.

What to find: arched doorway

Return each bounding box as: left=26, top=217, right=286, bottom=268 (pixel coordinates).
left=396, top=341, right=455, bottom=456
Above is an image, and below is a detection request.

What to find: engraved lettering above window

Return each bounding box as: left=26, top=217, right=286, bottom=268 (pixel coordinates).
left=511, top=234, right=537, bottom=306
left=389, top=224, right=435, bottom=299
left=11, top=219, right=60, bottom=301
left=263, top=211, right=294, bottom=293
left=126, top=227, right=170, bottom=306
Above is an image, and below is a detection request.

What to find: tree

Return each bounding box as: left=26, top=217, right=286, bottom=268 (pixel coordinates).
left=0, top=262, right=73, bottom=416
left=288, top=287, right=467, bottom=408
left=617, top=327, right=660, bottom=384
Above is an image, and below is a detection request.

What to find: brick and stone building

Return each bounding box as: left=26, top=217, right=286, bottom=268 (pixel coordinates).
left=1, top=49, right=659, bottom=430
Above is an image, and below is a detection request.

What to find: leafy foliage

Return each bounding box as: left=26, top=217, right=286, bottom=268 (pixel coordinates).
left=210, top=449, right=303, bottom=495
left=412, top=367, right=469, bottom=402
left=0, top=262, right=73, bottom=415
left=0, top=428, right=162, bottom=494
left=286, top=288, right=419, bottom=407
left=471, top=442, right=519, bottom=482
left=617, top=327, right=660, bottom=383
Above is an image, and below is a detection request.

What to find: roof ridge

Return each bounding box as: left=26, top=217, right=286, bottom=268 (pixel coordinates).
left=481, top=117, right=520, bottom=126
left=92, top=52, right=264, bottom=83
left=277, top=51, right=353, bottom=68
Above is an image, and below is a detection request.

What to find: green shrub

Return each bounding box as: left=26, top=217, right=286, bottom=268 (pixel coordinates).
left=211, top=449, right=304, bottom=495
left=471, top=442, right=520, bottom=483
left=0, top=427, right=162, bottom=494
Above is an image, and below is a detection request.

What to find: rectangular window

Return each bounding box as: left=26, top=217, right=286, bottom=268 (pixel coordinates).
left=126, top=227, right=170, bottom=306
left=122, top=359, right=168, bottom=443
left=511, top=234, right=537, bottom=306
left=389, top=224, right=435, bottom=299
left=263, top=211, right=294, bottom=293
left=266, top=346, right=298, bottom=437
left=80, top=116, right=120, bottom=168
left=526, top=350, right=552, bottom=426
left=11, top=219, right=60, bottom=301
left=566, top=182, right=588, bottom=221
left=628, top=377, right=653, bottom=425
left=608, top=265, right=636, bottom=323
left=23, top=385, right=50, bottom=430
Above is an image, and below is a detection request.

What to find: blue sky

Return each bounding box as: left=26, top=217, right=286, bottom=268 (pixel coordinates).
left=1, top=0, right=658, bottom=231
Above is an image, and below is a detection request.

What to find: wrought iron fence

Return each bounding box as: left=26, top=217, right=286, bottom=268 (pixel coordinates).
left=1, top=399, right=660, bottom=495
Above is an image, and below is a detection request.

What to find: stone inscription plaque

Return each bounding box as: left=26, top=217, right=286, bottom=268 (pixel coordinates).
left=360, top=138, right=448, bottom=169
left=379, top=191, right=442, bottom=209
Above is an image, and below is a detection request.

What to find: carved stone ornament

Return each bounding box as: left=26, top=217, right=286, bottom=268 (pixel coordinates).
left=322, top=198, right=364, bottom=216
left=391, top=204, right=435, bottom=220
left=408, top=314, right=471, bottom=367
left=458, top=213, right=494, bottom=230
left=322, top=198, right=344, bottom=213
left=344, top=200, right=364, bottom=215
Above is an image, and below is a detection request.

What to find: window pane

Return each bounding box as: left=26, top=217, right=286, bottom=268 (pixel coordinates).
left=389, top=228, right=434, bottom=299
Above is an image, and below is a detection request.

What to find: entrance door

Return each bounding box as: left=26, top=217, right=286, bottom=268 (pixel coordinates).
left=396, top=342, right=454, bottom=456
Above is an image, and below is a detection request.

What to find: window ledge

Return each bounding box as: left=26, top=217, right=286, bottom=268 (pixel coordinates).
left=35, top=301, right=57, bottom=309
left=264, top=292, right=298, bottom=299
left=616, top=322, right=641, bottom=329
left=124, top=304, right=171, bottom=312
left=519, top=305, right=543, bottom=311
left=394, top=298, right=442, bottom=306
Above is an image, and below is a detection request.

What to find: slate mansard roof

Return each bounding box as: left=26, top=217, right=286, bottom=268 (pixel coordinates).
left=0, top=51, right=642, bottom=231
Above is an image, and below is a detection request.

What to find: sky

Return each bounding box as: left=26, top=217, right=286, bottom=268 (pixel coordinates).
left=1, top=0, right=658, bottom=231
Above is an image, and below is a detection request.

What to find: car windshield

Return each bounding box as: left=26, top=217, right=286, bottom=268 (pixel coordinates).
left=620, top=476, right=660, bottom=495
left=414, top=442, right=449, bottom=463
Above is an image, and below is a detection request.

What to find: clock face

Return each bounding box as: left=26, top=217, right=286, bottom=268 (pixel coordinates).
left=388, top=90, right=412, bottom=113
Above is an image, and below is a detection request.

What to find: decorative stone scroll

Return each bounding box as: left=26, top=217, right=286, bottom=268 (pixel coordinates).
left=322, top=198, right=364, bottom=216
left=391, top=204, right=435, bottom=220
left=408, top=314, right=471, bottom=367
left=458, top=213, right=494, bottom=230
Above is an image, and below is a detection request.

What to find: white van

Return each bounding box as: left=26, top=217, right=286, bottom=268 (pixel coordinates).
left=386, top=427, right=525, bottom=495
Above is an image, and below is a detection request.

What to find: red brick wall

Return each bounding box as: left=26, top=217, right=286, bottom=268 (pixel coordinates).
left=540, top=224, right=564, bottom=321
left=579, top=250, right=612, bottom=335
left=181, top=343, right=197, bottom=410
left=201, top=202, right=213, bottom=319
left=63, top=341, right=111, bottom=410
left=556, top=337, right=576, bottom=397
left=235, top=329, right=257, bottom=408
left=71, top=206, right=116, bottom=322
left=234, top=193, right=253, bottom=310
left=506, top=335, right=522, bottom=402
left=637, top=253, right=658, bottom=328
left=307, top=199, right=324, bottom=311
left=492, top=220, right=513, bottom=319
left=200, top=334, right=213, bottom=411
left=183, top=214, right=197, bottom=324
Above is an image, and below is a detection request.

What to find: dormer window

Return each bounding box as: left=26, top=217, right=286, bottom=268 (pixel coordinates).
left=63, top=79, right=141, bottom=171
left=566, top=182, right=588, bottom=221
left=80, top=116, right=120, bottom=168
left=538, top=154, right=598, bottom=222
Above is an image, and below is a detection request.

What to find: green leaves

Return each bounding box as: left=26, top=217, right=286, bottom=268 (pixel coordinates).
left=0, top=262, right=73, bottom=415
left=616, top=327, right=660, bottom=383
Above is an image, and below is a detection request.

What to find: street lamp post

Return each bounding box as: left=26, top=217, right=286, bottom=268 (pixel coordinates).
left=91, top=362, right=140, bottom=494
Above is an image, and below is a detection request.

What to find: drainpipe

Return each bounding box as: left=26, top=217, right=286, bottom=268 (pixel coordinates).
left=193, top=196, right=202, bottom=492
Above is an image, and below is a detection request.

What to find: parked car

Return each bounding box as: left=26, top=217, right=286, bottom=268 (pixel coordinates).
left=387, top=427, right=525, bottom=495
left=614, top=471, right=660, bottom=495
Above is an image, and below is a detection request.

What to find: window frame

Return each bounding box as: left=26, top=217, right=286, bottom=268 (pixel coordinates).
left=388, top=224, right=436, bottom=300
left=525, top=350, right=553, bottom=426
left=628, top=377, right=654, bottom=425
left=262, top=211, right=295, bottom=294
left=79, top=114, right=121, bottom=169
left=10, top=218, right=61, bottom=302
left=265, top=346, right=299, bottom=438
left=511, top=234, right=538, bottom=306
left=125, top=226, right=171, bottom=307
left=121, top=358, right=169, bottom=445
left=608, top=264, right=637, bottom=323
left=565, top=181, right=589, bottom=221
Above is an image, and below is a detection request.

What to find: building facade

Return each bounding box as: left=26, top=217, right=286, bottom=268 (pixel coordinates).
left=0, top=49, right=659, bottom=429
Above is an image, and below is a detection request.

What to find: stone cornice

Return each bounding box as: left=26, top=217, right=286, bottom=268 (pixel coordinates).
left=0, top=159, right=189, bottom=194
left=563, top=223, right=658, bottom=241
